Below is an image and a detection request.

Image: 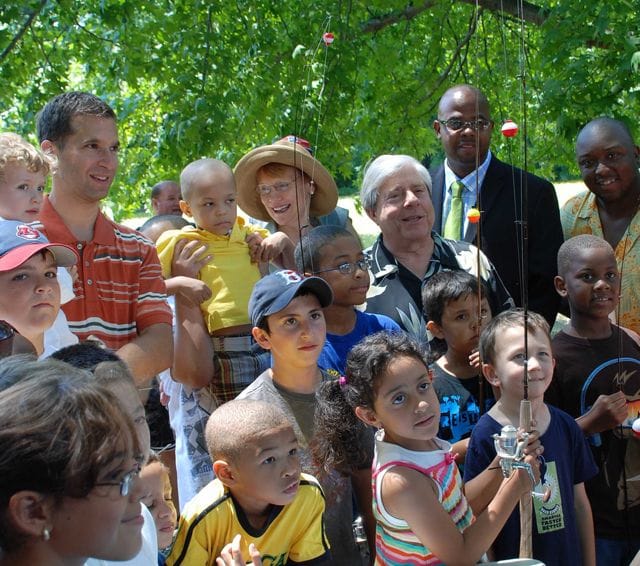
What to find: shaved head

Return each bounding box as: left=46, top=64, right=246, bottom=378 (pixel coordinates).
left=437, top=85, right=490, bottom=119
left=205, top=399, right=293, bottom=463
left=557, top=234, right=614, bottom=277
left=180, top=158, right=235, bottom=202
left=576, top=117, right=635, bottom=153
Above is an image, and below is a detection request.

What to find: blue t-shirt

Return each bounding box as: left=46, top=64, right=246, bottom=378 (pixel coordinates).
left=318, top=310, right=400, bottom=377
left=463, top=405, right=598, bottom=566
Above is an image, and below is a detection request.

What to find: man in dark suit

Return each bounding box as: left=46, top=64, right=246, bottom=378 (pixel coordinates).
left=431, top=84, right=563, bottom=327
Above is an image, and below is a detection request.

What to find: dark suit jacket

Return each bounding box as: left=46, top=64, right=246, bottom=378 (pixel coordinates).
left=431, top=156, right=563, bottom=327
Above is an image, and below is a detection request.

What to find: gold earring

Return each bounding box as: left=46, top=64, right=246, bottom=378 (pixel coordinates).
left=43, top=527, right=51, bottom=541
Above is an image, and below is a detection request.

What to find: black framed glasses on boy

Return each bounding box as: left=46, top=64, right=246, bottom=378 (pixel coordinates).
left=95, top=466, right=139, bottom=497
left=437, top=119, right=493, bottom=132
left=314, top=259, right=370, bottom=276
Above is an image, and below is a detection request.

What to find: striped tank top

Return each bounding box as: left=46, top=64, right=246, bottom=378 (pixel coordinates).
left=372, top=430, right=474, bottom=564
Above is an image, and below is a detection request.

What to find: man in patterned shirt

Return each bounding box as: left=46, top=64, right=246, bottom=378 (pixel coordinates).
left=562, top=117, right=640, bottom=333
left=37, top=91, right=172, bottom=385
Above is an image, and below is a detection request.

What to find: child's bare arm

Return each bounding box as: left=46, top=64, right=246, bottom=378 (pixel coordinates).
left=172, top=295, right=214, bottom=388
left=576, top=391, right=627, bottom=435
left=385, top=468, right=525, bottom=565
left=463, top=453, right=503, bottom=515
left=386, top=456, right=538, bottom=566
left=574, top=483, right=595, bottom=566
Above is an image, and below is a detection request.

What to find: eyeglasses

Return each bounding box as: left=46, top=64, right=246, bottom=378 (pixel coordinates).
left=256, top=180, right=296, bottom=197
left=95, top=466, right=140, bottom=497
left=0, top=321, right=15, bottom=342
left=437, top=119, right=493, bottom=132
left=314, top=259, right=370, bottom=276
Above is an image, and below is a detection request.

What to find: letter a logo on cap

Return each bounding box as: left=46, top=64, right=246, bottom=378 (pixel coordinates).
left=16, top=224, right=41, bottom=241
left=276, top=270, right=303, bottom=285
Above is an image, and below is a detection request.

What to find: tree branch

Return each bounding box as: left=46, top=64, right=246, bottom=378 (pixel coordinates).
left=361, top=0, right=548, bottom=34
left=457, top=0, right=548, bottom=25
left=417, top=9, right=479, bottom=107
left=361, top=1, right=436, bottom=33
left=0, top=0, right=48, bottom=66
left=201, top=5, right=213, bottom=95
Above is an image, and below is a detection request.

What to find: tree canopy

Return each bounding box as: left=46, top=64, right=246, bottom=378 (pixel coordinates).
left=1, top=0, right=639, bottom=218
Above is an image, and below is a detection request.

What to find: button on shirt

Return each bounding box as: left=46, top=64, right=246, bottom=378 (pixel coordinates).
left=442, top=150, right=492, bottom=239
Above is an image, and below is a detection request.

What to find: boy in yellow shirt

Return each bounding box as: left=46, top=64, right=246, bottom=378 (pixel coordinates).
left=157, top=158, right=292, bottom=402
left=165, top=399, right=329, bottom=565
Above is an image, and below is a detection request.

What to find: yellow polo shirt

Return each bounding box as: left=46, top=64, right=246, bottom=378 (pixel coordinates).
left=156, top=218, right=268, bottom=333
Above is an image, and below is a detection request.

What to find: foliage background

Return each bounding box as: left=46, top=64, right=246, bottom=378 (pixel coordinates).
left=1, top=0, right=639, bottom=219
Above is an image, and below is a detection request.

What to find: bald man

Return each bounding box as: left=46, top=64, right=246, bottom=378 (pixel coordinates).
left=151, top=180, right=182, bottom=215
left=430, top=84, right=563, bottom=328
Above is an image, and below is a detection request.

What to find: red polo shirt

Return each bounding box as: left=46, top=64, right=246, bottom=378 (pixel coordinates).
left=40, top=196, right=172, bottom=350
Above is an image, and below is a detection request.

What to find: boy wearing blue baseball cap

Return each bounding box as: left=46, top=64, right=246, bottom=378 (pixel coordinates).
left=0, top=221, right=78, bottom=357
left=237, top=270, right=375, bottom=565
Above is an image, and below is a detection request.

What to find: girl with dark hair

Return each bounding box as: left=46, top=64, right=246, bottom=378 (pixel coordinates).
left=314, top=332, right=539, bottom=565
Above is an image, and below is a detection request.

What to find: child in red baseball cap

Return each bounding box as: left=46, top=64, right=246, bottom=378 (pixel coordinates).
left=0, top=220, right=78, bottom=357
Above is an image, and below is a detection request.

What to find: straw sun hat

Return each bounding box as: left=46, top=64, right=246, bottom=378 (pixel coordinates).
left=234, top=137, right=338, bottom=222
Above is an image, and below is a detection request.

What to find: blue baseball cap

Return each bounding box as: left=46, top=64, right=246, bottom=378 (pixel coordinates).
left=0, top=221, right=78, bottom=272
left=249, top=270, right=333, bottom=327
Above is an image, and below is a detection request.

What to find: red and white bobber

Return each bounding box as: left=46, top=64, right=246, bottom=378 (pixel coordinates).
left=501, top=119, right=519, bottom=138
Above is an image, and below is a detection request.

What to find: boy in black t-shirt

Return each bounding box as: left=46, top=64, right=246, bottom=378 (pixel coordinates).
left=546, top=234, right=640, bottom=565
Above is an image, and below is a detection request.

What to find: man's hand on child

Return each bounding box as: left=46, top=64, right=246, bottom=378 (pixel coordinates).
left=216, top=534, right=262, bottom=566
left=580, top=391, right=627, bottom=434
left=172, top=239, right=212, bottom=279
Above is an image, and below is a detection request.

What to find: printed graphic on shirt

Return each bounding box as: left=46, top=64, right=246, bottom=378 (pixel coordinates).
left=261, top=553, right=287, bottom=566
left=438, top=393, right=494, bottom=442
left=534, top=461, right=564, bottom=534
left=580, top=357, right=640, bottom=511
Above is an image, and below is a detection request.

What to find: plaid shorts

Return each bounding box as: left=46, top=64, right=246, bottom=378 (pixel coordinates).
left=209, top=334, right=270, bottom=404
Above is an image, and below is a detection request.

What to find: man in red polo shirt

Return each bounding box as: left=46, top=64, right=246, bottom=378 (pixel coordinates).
left=37, top=91, right=172, bottom=385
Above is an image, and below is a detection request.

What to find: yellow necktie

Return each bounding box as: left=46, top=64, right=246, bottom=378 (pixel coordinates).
left=443, top=181, right=464, bottom=239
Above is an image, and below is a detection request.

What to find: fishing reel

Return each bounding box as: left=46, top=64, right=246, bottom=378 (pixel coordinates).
left=492, top=425, right=551, bottom=501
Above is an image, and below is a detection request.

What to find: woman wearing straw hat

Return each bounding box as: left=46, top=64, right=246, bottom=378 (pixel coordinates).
left=235, top=136, right=356, bottom=258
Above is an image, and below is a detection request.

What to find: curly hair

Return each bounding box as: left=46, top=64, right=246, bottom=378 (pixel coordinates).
left=313, top=331, right=428, bottom=476
left=0, top=132, right=53, bottom=180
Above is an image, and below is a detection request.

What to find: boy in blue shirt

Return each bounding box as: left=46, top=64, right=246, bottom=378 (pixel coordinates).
left=465, top=309, right=597, bottom=565
left=295, top=225, right=400, bottom=378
